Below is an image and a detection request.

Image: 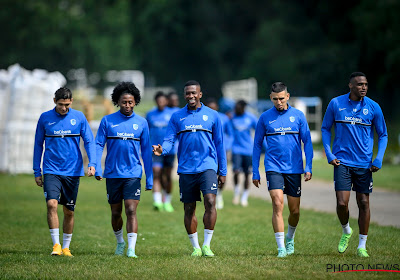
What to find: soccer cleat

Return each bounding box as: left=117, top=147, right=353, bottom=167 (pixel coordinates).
left=201, top=245, right=215, bottom=257
left=153, top=202, right=164, bottom=211
left=115, top=241, right=126, bottom=256
left=62, top=248, right=73, bottom=257
left=338, top=227, right=353, bottom=253
left=216, top=195, right=224, bottom=210
left=285, top=238, right=294, bottom=255
left=191, top=247, right=202, bottom=257
left=240, top=199, right=248, bottom=207
left=127, top=248, right=138, bottom=258
left=357, top=248, right=369, bottom=257
left=232, top=195, right=240, bottom=205
left=51, top=244, right=62, bottom=256
left=277, top=248, right=287, bottom=258
left=163, top=202, right=174, bottom=212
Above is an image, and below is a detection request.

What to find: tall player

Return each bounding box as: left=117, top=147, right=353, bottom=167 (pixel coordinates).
left=321, top=72, right=388, bottom=257
left=33, top=87, right=96, bottom=257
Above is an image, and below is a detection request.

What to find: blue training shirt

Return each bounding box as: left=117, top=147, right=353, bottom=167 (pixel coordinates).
left=218, top=112, right=233, bottom=151
left=146, top=106, right=174, bottom=155
left=321, top=93, right=388, bottom=169
left=231, top=111, right=258, bottom=156
left=253, top=104, right=313, bottom=180
left=161, top=103, right=227, bottom=175
left=95, top=110, right=153, bottom=189
left=33, top=108, right=96, bottom=177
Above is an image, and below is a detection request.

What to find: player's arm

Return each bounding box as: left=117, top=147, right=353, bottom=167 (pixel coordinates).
left=321, top=100, right=339, bottom=166
left=81, top=115, right=96, bottom=177
left=141, top=120, right=153, bottom=190
left=252, top=116, right=266, bottom=188
left=33, top=115, right=45, bottom=187
left=213, top=114, right=227, bottom=179
left=371, top=104, right=388, bottom=172
left=299, top=112, right=313, bottom=180
left=95, top=118, right=107, bottom=181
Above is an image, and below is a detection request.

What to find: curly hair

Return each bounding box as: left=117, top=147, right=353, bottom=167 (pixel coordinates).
left=111, top=82, right=141, bottom=106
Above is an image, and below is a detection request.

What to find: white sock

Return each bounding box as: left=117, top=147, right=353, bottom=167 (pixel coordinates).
left=358, top=234, right=368, bottom=249
left=341, top=222, right=352, bottom=234
left=234, top=185, right=240, bottom=196
left=217, top=189, right=223, bottom=197
left=153, top=192, right=162, bottom=203
left=188, top=232, right=200, bottom=249
left=62, top=233, right=72, bottom=249
left=49, top=228, right=60, bottom=245
left=127, top=232, right=137, bottom=250
left=286, top=225, right=297, bottom=240
left=275, top=232, right=285, bottom=249
left=164, top=192, right=172, bottom=203
left=203, top=229, right=214, bottom=247
left=114, top=229, right=124, bottom=243
left=241, top=189, right=249, bottom=202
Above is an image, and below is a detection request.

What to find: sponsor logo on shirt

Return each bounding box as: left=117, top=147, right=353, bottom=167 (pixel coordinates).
left=274, top=127, right=292, bottom=132
left=363, top=109, right=369, bottom=115
left=111, top=124, right=119, bottom=128
left=117, top=132, right=135, bottom=137
left=133, top=124, right=139, bottom=130
left=203, top=115, right=208, bottom=121
left=70, top=119, right=76, bottom=125
left=48, top=122, right=56, bottom=126
left=180, top=117, right=186, bottom=121
left=269, top=120, right=277, bottom=124
left=54, top=129, right=71, bottom=134
left=153, top=121, right=168, bottom=128
left=290, top=116, right=295, bottom=122
left=185, top=124, right=203, bottom=130
left=345, top=116, right=362, bottom=123
left=339, top=108, right=346, bottom=111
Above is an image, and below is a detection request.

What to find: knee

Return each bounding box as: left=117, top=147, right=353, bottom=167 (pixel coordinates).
left=47, top=200, right=58, bottom=212
left=125, top=206, right=137, bottom=217
left=111, top=209, right=122, bottom=220
left=290, top=208, right=300, bottom=219
left=358, top=197, right=370, bottom=210
left=63, top=208, right=74, bottom=218
left=337, top=200, right=348, bottom=210
left=272, top=199, right=284, bottom=213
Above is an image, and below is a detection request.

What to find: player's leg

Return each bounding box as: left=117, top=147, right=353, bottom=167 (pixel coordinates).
left=284, top=174, right=302, bottom=255
left=216, top=164, right=225, bottom=210
left=43, top=174, right=62, bottom=255
left=152, top=158, right=164, bottom=211
left=161, top=155, right=175, bottom=212
left=123, top=178, right=141, bottom=258
left=267, top=171, right=286, bottom=257
left=61, top=206, right=74, bottom=256
left=240, top=155, right=252, bottom=207
left=334, top=165, right=353, bottom=253
left=232, top=153, right=241, bottom=205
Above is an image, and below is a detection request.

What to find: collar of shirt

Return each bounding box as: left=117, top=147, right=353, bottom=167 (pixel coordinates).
left=272, top=103, right=292, bottom=115
left=53, top=107, right=71, bottom=117
left=118, top=110, right=136, bottom=118
left=347, top=92, right=365, bottom=106
left=185, top=102, right=204, bottom=114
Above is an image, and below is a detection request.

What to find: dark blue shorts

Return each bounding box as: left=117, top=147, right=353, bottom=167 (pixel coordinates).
left=152, top=154, right=175, bottom=168
left=266, top=171, right=302, bottom=197
left=232, top=154, right=252, bottom=173
left=178, top=170, right=218, bottom=203
left=43, top=174, right=80, bottom=211
left=106, top=178, right=141, bottom=204
left=334, top=164, right=373, bottom=193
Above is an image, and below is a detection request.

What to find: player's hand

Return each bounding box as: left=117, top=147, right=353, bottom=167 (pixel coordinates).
left=253, top=179, right=260, bottom=188
left=35, top=176, right=43, bottom=187
left=218, top=175, right=226, bottom=186
left=370, top=165, right=380, bottom=172
left=304, top=172, right=312, bottom=181
left=152, top=144, right=163, bottom=156
left=95, top=176, right=103, bottom=181
left=329, top=159, right=340, bottom=166
left=87, top=166, right=95, bottom=177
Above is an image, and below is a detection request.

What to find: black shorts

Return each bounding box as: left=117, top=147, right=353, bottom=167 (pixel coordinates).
left=179, top=170, right=218, bottom=203
left=266, top=171, right=302, bottom=197
left=232, top=154, right=252, bottom=173
left=43, top=174, right=80, bottom=211
left=334, top=164, right=373, bottom=193
left=152, top=154, right=175, bottom=168
left=106, top=178, right=141, bottom=204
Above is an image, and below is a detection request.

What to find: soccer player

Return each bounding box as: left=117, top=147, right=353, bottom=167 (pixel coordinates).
left=167, top=91, right=180, bottom=112
left=95, top=82, right=153, bottom=258
left=231, top=100, right=258, bottom=207
left=146, top=91, right=175, bottom=212
left=205, top=98, right=233, bottom=209
left=321, top=72, right=388, bottom=257
left=253, top=82, right=313, bottom=258
left=33, top=87, right=96, bottom=257
left=153, top=80, right=227, bottom=257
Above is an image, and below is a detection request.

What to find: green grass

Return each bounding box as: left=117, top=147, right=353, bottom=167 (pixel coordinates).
left=1, top=174, right=399, bottom=279
left=312, top=157, right=400, bottom=192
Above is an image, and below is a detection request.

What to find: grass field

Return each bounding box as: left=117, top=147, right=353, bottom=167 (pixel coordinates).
left=1, top=174, right=399, bottom=279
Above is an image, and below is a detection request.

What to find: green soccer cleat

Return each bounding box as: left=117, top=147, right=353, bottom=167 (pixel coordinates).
left=357, top=248, right=369, bottom=257
left=201, top=245, right=215, bottom=257
left=285, top=238, right=294, bottom=255
left=115, top=241, right=126, bottom=256
left=153, top=202, right=164, bottom=211
left=163, top=202, right=174, bottom=212
left=127, top=248, right=138, bottom=258
left=191, top=247, right=202, bottom=257
left=277, top=248, right=287, bottom=258
left=338, top=228, right=353, bottom=253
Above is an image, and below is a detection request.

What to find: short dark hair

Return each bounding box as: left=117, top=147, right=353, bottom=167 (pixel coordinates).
left=184, top=80, right=201, bottom=89
left=54, top=87, right=72, bottom=101
left=271, top=82, right=287, bottom=93
left=167, top=91, right=177, bottom=98
left=111, top=82, right=141, bottom=106
left=349, top=72, right=366, bottom=82
left=154, top=91, right=166, bottom=101
left=236, top=99, right=247, bottom=108
left=205, top=97, right=217, bottom=106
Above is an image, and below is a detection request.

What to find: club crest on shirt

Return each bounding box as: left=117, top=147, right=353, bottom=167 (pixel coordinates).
left=133, top=124, right=139, bottom=130
left=363, top=109, right=368, bottom=115
left=70, top=119, right=76, bottom=125
left=289, top=116, right=295, bottom=122
left=203, top=115, right=208, bottom=121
